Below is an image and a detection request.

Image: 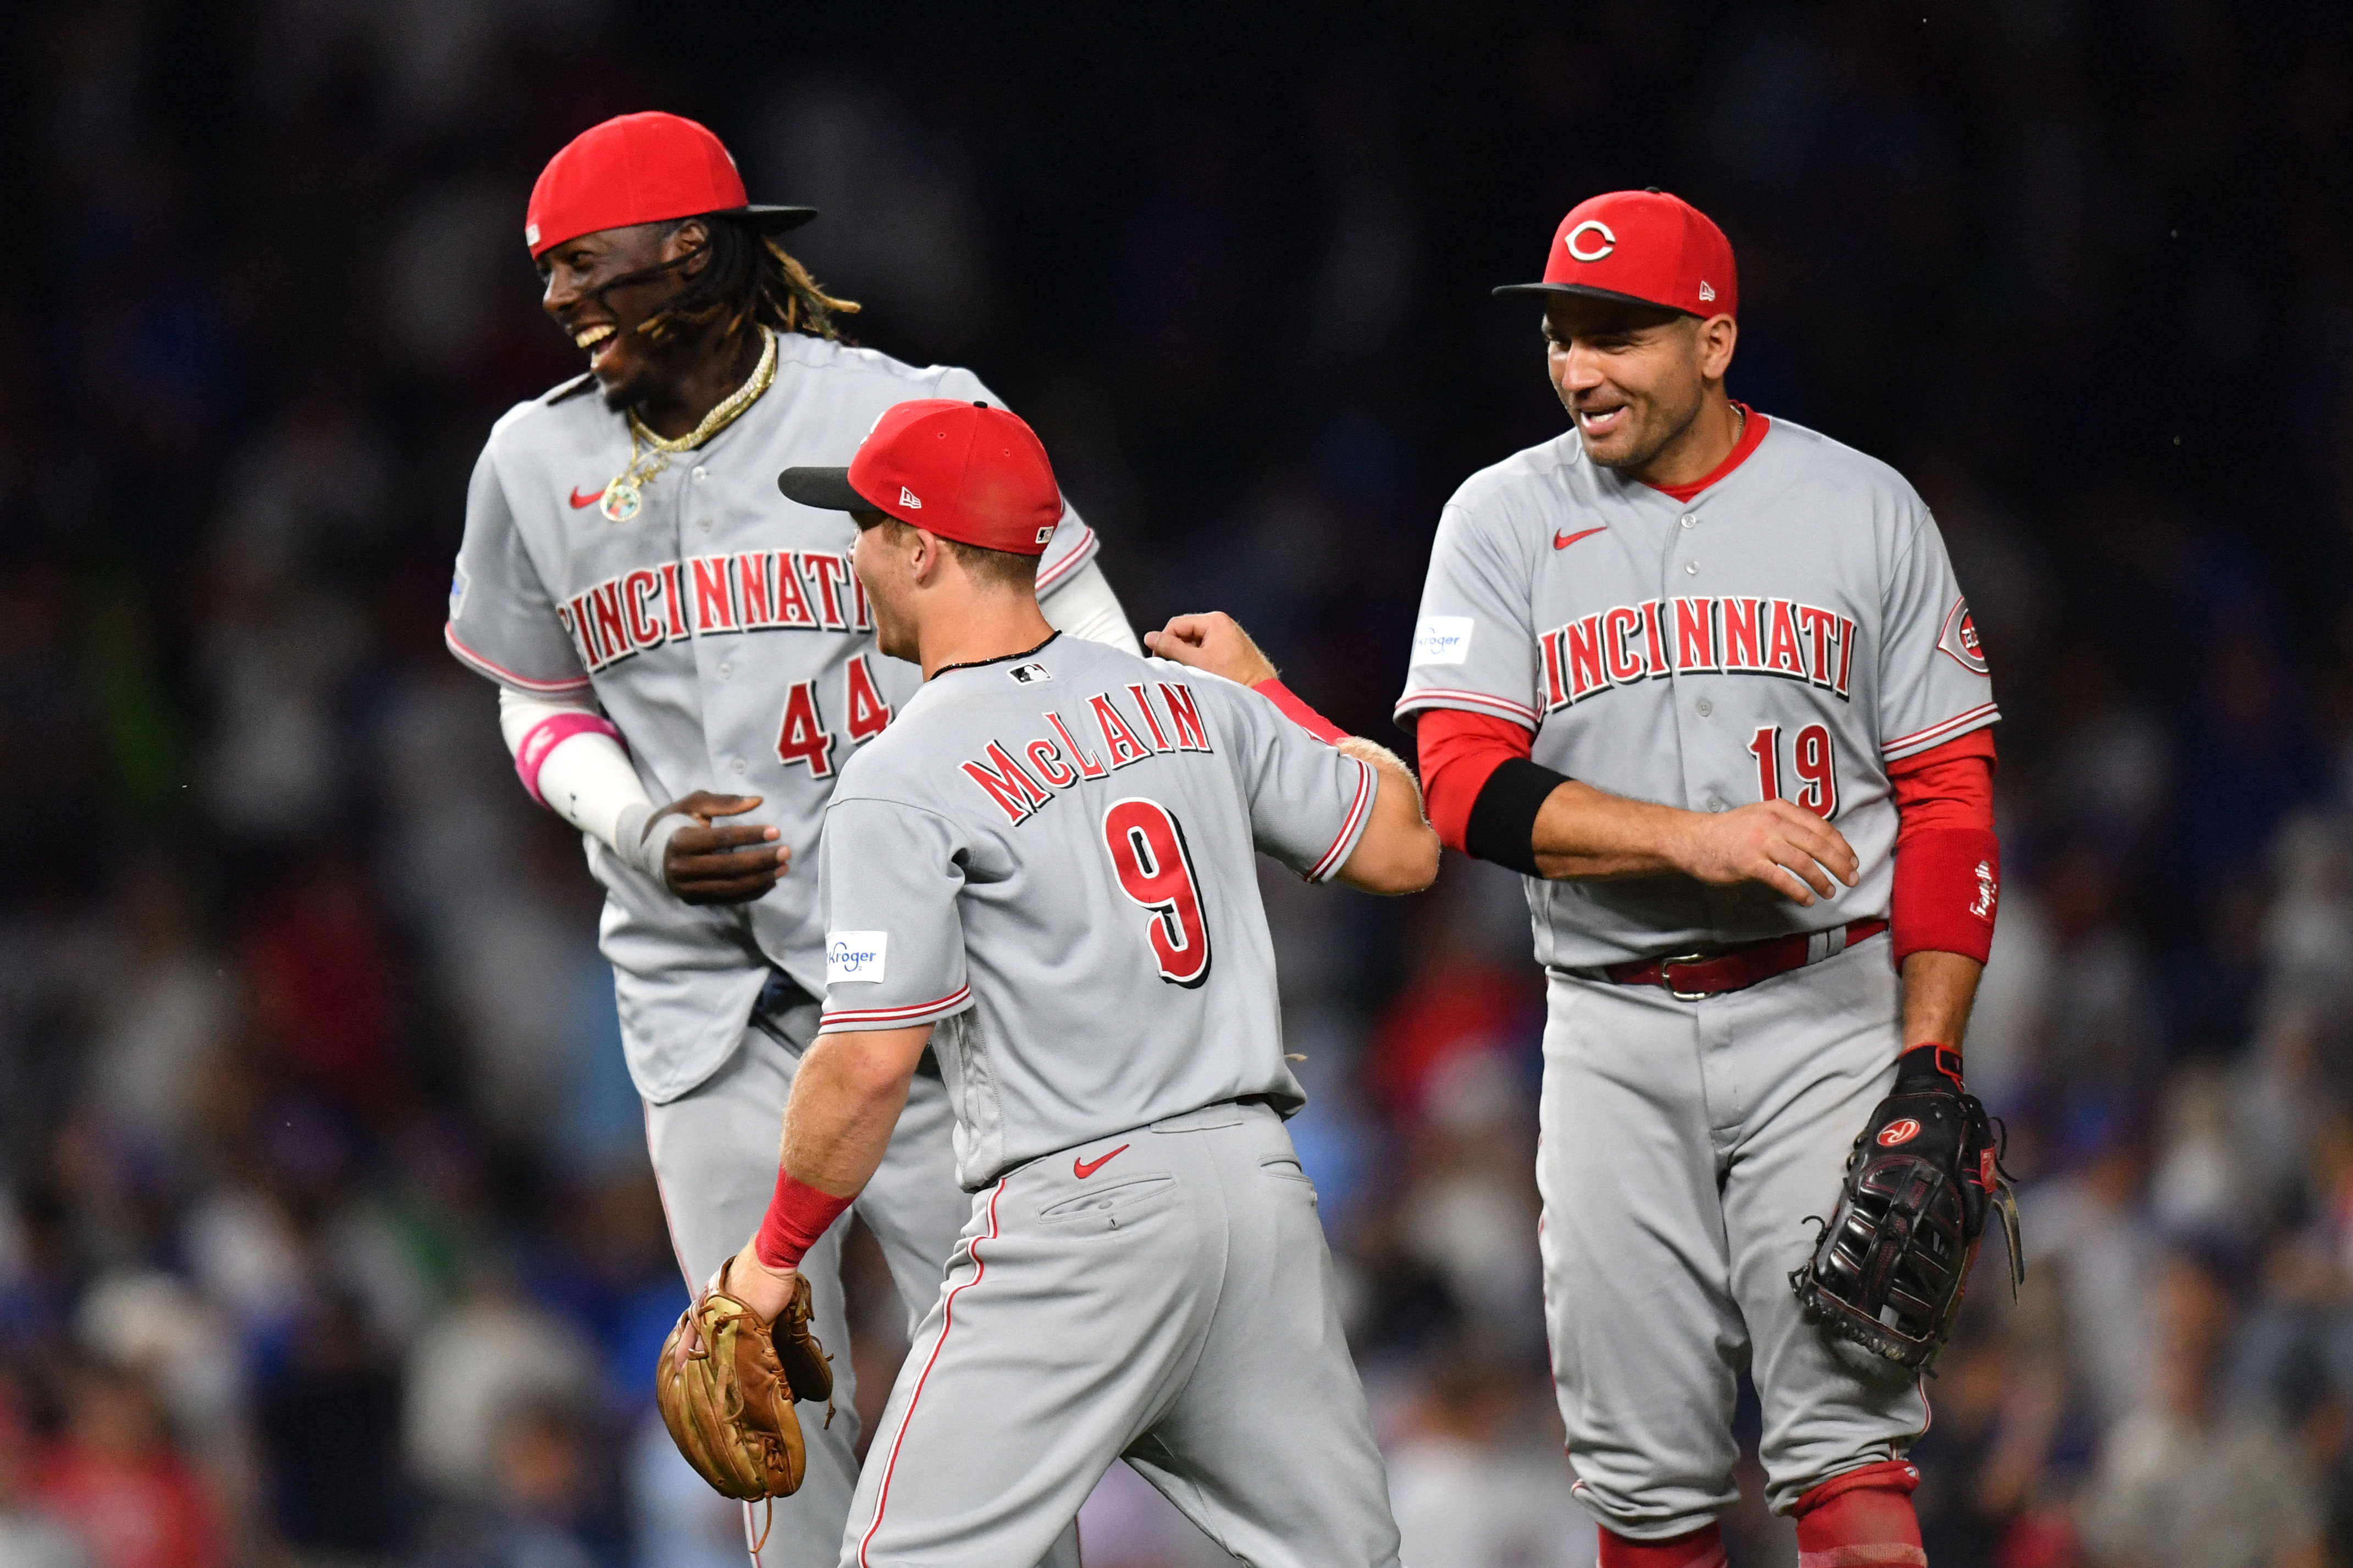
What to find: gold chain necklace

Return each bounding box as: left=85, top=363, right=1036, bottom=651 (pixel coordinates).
left=594, top=328, right=779, bottom=523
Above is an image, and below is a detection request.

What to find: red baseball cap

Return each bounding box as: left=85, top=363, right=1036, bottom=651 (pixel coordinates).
left=776, top=400, right=1064, bottom=557
left=525, top=112, right=815, bottom=258
left=1493, top=189, right=1736, bottom=318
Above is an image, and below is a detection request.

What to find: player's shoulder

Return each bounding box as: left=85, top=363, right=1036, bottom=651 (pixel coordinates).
left=1444, top=431, right=1588, bottom=517
left=483, top=372, right=612, bottom=458
left=774, top=333, right=986, bottom=400
left=1753, top=415, right=1929, bottom=516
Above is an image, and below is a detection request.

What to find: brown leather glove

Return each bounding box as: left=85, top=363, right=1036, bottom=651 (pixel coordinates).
left=655, top=1260, right=834, bottom=1499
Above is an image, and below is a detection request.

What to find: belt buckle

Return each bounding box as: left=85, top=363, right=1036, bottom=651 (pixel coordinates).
left=1658, top=951, right=1714, bottom=1002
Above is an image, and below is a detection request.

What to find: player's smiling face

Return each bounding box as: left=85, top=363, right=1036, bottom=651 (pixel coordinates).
left=1544, top=296, right=1722, bottom=472
left=537, top=221, right=704, bottom=409
left=851, top=511, right=923, bottom=663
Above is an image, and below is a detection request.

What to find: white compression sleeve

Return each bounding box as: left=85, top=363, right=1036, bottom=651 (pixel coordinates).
left=1040, top=559, right=1143, bottom=655
left=496, top=686, right=654, bottom=854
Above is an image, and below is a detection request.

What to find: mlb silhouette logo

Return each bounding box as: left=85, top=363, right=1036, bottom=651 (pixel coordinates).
left=1008, top=662, right=1052, bottom=684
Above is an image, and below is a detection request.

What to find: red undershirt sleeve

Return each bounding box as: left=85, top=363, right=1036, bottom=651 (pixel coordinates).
left=1418, top=708, right=1549, bottom=861
left=1887, top=728, right=2000, bottom=965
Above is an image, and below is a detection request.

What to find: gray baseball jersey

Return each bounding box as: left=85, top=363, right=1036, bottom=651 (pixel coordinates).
left=1395, top=414, right=1997, bottom=966
left=811, top=634, right=1378, bottom=1189
left=443, top=333, right=1103, bottom=1100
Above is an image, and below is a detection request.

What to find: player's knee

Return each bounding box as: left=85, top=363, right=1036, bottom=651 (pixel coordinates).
left=1597, top=1522, right=1726, bottom=1568
left=1789, top=1459, right=1923, bottom=1565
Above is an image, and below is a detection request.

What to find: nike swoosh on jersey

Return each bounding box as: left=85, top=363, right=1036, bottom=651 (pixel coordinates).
left=568, top=485, right=606, bottom=509
left=1073, top=1144, right=1129, bottom=1179
left=1554, top=527, right=1608, bottom=550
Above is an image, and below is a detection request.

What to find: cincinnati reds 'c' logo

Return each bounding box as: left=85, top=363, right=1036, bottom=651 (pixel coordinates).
left=1565, top=219, right=1617, bottom=262
left=1937, top=597, right=1991, bottom=674
left=1877, top=1118, right=1923, bottom=1148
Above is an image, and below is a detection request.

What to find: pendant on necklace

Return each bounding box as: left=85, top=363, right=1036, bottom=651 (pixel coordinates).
left=599, top=479, right=642, bottom=523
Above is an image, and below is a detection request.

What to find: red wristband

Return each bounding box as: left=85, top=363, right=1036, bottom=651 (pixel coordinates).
left=754, top=1170, right=854, bottom=1271
left=1890, top=827, right=2000, bottom=965
left=1252, top=678, right=1350, bottom=745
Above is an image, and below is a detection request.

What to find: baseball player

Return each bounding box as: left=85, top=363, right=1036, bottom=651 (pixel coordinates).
left=1392, top=191, right=2007, bottom=1568
left=442, top=112, right=1137, bottom=1565
left=704, top=397, right=1436, bottom=1567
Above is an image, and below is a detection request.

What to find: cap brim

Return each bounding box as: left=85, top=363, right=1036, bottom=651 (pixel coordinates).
left=712, top=204, right=819, bottom=233
left=1491, top=281, right=1697, bottom=315
left=777, top=466, right=874, bottom=512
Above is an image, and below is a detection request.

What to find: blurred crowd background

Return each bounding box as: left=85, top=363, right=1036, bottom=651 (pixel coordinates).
left=5, top=3, right=2353, bottom=1567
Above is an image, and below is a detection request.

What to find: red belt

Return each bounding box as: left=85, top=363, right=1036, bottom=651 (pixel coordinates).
left=1605, top=918, right=1888, bottom=1000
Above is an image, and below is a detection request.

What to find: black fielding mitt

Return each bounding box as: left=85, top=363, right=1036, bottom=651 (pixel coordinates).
left=1791, top=1045, right=2021, bottom=1371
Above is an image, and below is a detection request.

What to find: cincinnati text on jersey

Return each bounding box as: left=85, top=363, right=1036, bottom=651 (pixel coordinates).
left=555, top=548, right=870, bottom=674
left=959, top=683, right=1215, bottom=825
left=1540, top=594, right=1858, bottom=713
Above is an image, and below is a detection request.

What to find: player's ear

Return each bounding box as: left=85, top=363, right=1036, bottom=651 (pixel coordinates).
left=664, top=218, right=712, bottom=273
left=1697, top=314, right=1738, bottom=383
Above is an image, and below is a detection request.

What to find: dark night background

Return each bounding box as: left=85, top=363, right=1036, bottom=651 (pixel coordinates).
left=2, top=5, right=2351, bottom=1567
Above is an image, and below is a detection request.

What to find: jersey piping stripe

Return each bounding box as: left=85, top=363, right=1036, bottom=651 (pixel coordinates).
left=1306, top=757, right=1376, bottom=883
left=858, top=1177, right=1005, bottom=1568
left=1880, top=702, right=2000, bottom=757
left=1393, top=689, right=1542, bottom=725
left=1033, top=523, right=1099, bottom=594
left=819, top=985, right=973, bottom=1029
left=444, top=623, right=594, bottom=695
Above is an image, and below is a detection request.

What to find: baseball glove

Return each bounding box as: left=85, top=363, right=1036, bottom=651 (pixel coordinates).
left=655, top=1259, right=835, bottom=1500
left=1790, top=1045, right=2021, bottom=1371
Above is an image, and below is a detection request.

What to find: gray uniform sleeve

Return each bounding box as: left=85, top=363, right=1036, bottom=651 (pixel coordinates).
left=1393, top=501, right=1540, bottom=730
left=1877, top=511, right=1998, bottom=761
left=1209, top=682, right=1380, bottom=883
left=815, top=796, right=974, bottom=1032
left=444, top=442, right=592, bottom=695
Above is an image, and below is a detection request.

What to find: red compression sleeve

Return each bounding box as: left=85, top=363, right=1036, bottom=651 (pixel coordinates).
left=1415, top=708, right=1535, bottom=852
left=1792, top=1460, right=1924, bottom=1567
left=754, top=1170, right=854, bottom=1272
left=1252, top=678, right=1350, bottom=744
left=1598, top=1523, right=1725, bottom=1568
left=1888, top=728, right=1998, bottom=965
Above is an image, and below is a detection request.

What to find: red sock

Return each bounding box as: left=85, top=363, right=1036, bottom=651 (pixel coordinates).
left=1791, top=1460, right=1924, bottom=1567
left=1598, top=1523, right=1726, bottom=1568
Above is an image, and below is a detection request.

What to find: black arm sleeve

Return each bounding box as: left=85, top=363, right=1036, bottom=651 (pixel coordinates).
left=1463, top=757, right=1571, bottom=878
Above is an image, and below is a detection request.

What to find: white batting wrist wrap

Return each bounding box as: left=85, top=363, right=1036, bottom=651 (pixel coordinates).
left=498, top=687, right=688, bottom=881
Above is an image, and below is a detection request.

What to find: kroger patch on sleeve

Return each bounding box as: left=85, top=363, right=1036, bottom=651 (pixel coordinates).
left=826, top=931, right=888, bottom=985
left=1411, top=615, right=1475, bottom=666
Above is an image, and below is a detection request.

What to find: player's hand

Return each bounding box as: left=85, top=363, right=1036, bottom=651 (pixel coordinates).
left=1145, top=612, right=1279, bottom=686
left=1671, top=799, right=1859, bottom=906
left=672, top=1246, right=802, bottom=1366
left=653, top=792, right=788, bottom=905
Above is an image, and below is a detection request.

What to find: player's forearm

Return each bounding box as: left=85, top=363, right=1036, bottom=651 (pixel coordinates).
left=778, top=1026, right=932, bottom=1196
left=497, top=685, right=651, bottom=850
left=1334, top=740, right=1440, bottom=894
left=1899, top=950, right=1982, bottom=1051
left=1529, top=780, right=1704, bottom=880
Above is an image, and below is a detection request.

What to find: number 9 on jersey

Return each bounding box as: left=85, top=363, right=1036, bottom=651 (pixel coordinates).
left=1101, top=799, right=1213, bottom=989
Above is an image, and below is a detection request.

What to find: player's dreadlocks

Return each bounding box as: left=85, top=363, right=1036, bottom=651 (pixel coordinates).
left=617, top=215, right=860, bottom=346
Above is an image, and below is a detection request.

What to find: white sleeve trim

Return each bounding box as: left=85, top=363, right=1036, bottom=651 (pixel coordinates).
left=498, top=687, right=652, bottom=851
left=1306, top=757, right=1378, bottom=883
left=1881, top=703, right=2001, bottom=760
left=446, top=623, right=592, bottom=695
left=1393, top=688, right=1542, bottom=727
left=1039, top=559, right=1142, bottom=655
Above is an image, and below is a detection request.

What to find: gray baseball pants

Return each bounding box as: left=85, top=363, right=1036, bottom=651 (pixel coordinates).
left=642, top=983, right=1080, bottom=1568
left=841, top=1099, right=1404, bottom=1568
left=1538, top=933, right=1929, bottom=1539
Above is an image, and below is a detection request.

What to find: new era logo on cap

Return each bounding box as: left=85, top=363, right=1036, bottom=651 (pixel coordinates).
left=899, top=486, right=923, bottom=509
